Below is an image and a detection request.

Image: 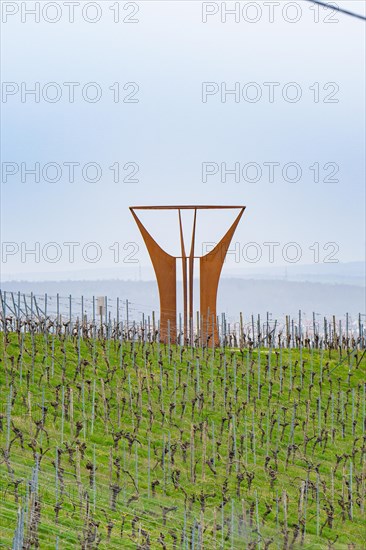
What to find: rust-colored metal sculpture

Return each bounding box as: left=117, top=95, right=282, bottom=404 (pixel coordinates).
left=130, top=206, right=245, bottom=345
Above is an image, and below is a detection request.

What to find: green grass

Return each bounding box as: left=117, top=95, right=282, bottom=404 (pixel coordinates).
left=0, top=331, right=365, bottom=549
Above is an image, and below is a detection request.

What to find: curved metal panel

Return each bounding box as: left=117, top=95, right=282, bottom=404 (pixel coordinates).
left=200, top=207, right=245, bottom=345
left=130, top=208, right=176, bottom=343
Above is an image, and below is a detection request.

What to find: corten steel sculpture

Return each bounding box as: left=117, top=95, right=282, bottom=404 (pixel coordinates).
left=130, top=206, right=245, bottom=345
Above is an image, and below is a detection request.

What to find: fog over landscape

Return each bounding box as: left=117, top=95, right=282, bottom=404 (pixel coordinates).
left=1, top=261, right=364, bottom=320
left=0, top=2, right=365, bottom=548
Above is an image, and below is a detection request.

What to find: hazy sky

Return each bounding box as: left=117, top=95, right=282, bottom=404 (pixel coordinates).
left=1, top=0, right=365, bottom=280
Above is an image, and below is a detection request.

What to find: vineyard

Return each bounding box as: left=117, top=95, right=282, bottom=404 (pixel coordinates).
left=0, top=313, right=365, bottom=549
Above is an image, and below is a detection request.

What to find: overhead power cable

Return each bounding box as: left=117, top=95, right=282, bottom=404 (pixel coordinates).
left=303, top=0, right=366, bottom=21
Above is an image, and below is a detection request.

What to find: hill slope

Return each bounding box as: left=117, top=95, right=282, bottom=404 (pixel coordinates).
left=0, top=333, right=365, bottom=548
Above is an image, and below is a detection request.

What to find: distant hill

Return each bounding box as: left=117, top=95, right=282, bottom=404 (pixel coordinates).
left=1, top=278, right=364, bottom=319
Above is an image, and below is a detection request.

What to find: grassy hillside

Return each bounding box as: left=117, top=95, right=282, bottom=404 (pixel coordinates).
left=0, top=331, right=365, bottom=548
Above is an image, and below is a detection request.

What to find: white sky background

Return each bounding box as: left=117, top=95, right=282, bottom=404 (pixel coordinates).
left=0, top=0, right=365, bottom=279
